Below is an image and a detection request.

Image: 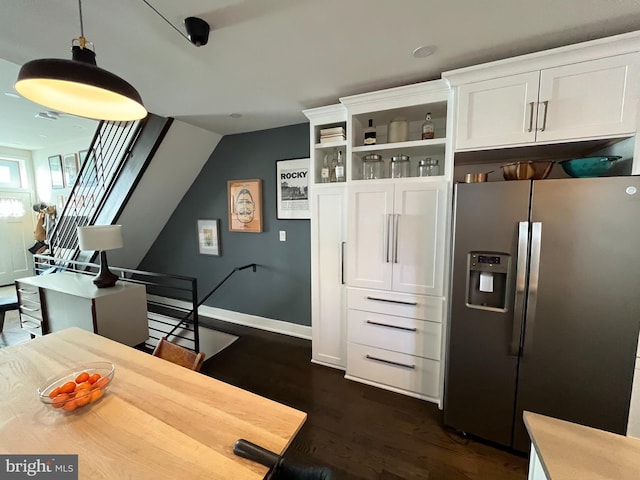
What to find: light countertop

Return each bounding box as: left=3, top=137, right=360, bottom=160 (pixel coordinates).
left=524, top=411, right=640, bottom=480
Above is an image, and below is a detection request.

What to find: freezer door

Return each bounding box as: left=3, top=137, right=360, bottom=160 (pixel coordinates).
left=513, top=176, right=640, bottom=451
left=444, top=180, right=531, bottom=447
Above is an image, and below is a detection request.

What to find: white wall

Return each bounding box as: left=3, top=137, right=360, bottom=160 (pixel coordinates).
left=109, top=119, right=222, bottom=269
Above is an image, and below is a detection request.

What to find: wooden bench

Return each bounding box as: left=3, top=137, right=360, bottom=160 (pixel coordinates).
left=0, top=295, right=19, bottom=332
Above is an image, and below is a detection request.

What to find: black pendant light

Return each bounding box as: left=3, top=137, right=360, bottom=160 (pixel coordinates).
left=15, top=0, right=147, bottom=122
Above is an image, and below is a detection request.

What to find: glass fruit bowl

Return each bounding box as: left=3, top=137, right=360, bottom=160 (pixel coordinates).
left=37, top=362, right=115, bottom=412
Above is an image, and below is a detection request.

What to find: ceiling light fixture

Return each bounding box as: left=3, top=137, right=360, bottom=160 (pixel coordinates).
left=412, top=45, right=437, bottom=59
left=142, top=0, right=210, bottom=47
left=14, top=0, right=146, bottom=122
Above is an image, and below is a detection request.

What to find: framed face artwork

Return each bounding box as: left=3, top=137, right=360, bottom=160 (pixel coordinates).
left=227, top=179, right=263, bottom=233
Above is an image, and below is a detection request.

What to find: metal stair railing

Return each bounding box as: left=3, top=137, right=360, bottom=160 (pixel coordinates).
left=45, top=119, right=142, bottom=264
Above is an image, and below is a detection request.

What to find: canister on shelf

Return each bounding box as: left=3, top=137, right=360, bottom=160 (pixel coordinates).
left=390, top=155, right=410, bottom=178
left=387, top=117, right=409, bottom=143
left=362, top=154, right=384, bottom=180
left=418, top=157, right=439, bottom=177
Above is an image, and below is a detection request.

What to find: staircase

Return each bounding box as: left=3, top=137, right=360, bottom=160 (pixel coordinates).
left=46, top=114, right=173, bottom=263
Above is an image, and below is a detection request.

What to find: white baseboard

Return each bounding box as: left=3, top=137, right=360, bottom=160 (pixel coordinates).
left=147, top=294, right=312, bottom=340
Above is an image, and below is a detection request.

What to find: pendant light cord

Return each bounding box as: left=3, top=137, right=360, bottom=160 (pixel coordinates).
left=142, top=0, right=190, bottom=43
left=78, top=0, right=84, bottom=37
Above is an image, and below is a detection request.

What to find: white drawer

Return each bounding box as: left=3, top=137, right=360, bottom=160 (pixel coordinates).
left=20, top=313, right=43, bottom=336
left=346, top=342, right=440, bottom=397
left=347, top=287, right=443, bottom=322
left=348, top=309, right=441, bottom=360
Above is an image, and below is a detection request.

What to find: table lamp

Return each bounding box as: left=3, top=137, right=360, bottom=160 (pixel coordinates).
left=77, top=225, right=123, bottom=288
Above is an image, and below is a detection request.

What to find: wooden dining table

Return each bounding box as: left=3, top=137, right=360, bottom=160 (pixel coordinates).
left=0, top=327, right=307, bottom=479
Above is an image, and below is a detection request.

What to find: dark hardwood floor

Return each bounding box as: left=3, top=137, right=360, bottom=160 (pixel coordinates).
left=0, top=299, right=528, bottom=480
left=199, top=318, right=529, bottom=480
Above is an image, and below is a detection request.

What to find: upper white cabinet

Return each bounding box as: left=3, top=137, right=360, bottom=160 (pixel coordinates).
left=341, top=81, right=452, bottom=182
left=446, top=34, right=640, bottom=151
left=347, top=181, right=447, bottom=297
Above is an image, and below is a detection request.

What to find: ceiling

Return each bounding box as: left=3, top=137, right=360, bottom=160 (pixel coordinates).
left=3, top=0, right=640, bottom=150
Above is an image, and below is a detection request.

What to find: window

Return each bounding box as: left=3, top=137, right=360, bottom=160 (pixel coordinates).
left=0, top=159, right=22, bottom=189
left=0, top=198, right=25, bottom=218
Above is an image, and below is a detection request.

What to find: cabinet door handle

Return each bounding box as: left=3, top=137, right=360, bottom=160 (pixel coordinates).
left=365, top=354, right=415, bottom=370
left=20, top=305, right=40, bottom=313
left=539, top=100, right=549, bottom=132
left=366, top=295, right=418, bottom=306
left=366, top=320, right=417, bottom=332
left=393, top=214, right=400, bottom=263
left=385, top=214, right=392, bottom=263
left=527, top=102, right=535, bottom=132
left=341, top=241, right=346, bottom=285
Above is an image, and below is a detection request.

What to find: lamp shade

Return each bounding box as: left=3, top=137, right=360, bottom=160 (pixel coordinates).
left=15, top=58, right=147, bottom=122
left=77, top=225, right=123, bottom=251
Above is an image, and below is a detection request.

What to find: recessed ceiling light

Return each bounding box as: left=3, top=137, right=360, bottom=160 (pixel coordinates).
left=4, top=92, right=20, bottom=98
left=39, top=134, right=48, bottom=138
left=412, top=45, right=436, bottom=58
left=229, top=113, right=242, bottom=118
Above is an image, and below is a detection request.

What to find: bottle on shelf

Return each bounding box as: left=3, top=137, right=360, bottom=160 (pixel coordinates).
left=321, top=154, right=330, bottom=183
left=421, top=112, right=435, bottom=140
left=330, top=151, right=338, bottom=183
left=335, top=150, right=345, bottom=182
left=364, top=119, right=376, bottom=145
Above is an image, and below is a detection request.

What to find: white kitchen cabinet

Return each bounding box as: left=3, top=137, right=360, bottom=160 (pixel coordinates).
left=304, top=104, right=349, bottom=369
left=347, top=180, right=447, bottom=297
left=309, top=185, right=347, bottom=368
left=527, top=446, right=549, bottom=480
left=453, top=52, right=640, bottom=150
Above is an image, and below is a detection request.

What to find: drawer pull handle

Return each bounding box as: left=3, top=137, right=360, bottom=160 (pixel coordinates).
left=365, top=354, right=415, bottom=370
left=20, top=305, right=40, bottom=313
left=366, top=320, right=417, bottom=332
left=365, top=296, right=417, bottom=306
left=18, top=288, right=37, bottom=295
left=22, top=320, right=41, bottom=329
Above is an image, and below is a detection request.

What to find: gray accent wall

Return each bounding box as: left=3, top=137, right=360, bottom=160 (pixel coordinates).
left=138, top=123, right=311, bottom=326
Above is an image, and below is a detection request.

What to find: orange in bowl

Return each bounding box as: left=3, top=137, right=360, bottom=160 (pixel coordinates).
left=37, top=362, right=115, bottom=412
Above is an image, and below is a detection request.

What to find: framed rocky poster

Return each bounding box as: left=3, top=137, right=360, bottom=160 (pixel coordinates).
left=276, top=158, right=310, bottom=219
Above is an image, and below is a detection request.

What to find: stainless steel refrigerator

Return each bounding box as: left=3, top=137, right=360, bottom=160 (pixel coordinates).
left=444, top=176, right=640, bottom=452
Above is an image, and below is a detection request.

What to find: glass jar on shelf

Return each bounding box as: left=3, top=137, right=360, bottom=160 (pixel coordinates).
left=418, top=157, right=439, bottom=177
left=390, top=155, right=410, bottom=178
left=362, top=154, right=384, bottom=180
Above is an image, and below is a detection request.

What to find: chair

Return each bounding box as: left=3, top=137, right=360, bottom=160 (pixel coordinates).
left=152, top=337, right=205, bottom=372
left=233, top=439, right=333, bottom=480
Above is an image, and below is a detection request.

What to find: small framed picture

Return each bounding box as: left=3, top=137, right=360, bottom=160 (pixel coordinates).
left=78, top=149, right=89, bottom=164
left=276, top=158, right=310, bottom=219
left=62, top=153, right=79, bottom=187
left=197, top=219, right=221, bottom=256
left=228, top=179, right=263, bottom=233
left=48, top=155, right=64, bottom=189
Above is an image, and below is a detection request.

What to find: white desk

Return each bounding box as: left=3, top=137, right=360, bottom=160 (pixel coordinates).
left=16, top=272, right=149, bottom=346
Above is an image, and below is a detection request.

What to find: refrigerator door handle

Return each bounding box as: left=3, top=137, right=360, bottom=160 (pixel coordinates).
left=510, top=221, right=529, bottom=356
left=523, top=222, right=542, bottom=357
